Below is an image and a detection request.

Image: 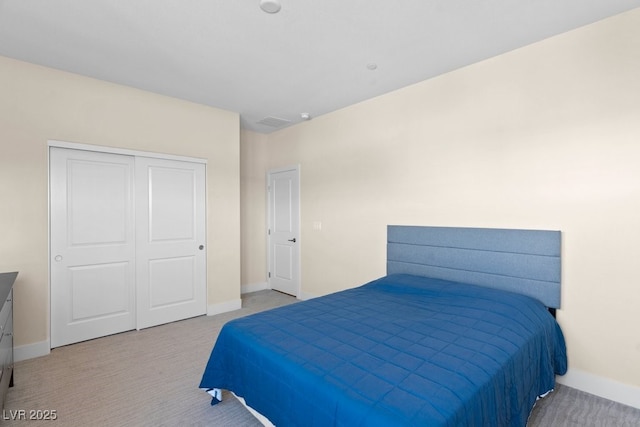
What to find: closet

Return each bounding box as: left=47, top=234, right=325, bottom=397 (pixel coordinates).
left=49, top=145, right=206, bottom=348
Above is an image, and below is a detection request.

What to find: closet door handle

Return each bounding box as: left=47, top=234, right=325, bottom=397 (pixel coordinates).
left=288, top=238, right=296, bottom=243
left=199, top=245, right=204, bottom=250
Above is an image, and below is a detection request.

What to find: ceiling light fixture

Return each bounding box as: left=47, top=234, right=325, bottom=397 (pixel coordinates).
left=260, top=0, right=281, bottom=14
left=367, top=63, right=378, bottom=71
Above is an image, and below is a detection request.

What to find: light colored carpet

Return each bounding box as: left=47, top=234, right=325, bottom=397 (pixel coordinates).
left=4, top=290, right=639, bottom=426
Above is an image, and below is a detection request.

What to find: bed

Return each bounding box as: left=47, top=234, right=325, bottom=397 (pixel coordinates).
left=200, top=225, right=568, bottom=426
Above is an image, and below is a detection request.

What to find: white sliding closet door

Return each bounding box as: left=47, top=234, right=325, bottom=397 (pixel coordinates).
left=50, top=148, right=136, bottom=348
left=135, top=157, right=207, bottom=329
left=50, top=147, right=207, bottom=348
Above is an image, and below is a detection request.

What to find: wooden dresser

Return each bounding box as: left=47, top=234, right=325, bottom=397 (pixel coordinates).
left=0, top=272, right=16, bottom=412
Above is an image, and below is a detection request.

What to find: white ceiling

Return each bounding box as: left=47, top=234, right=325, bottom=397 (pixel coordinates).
left=1, top=1, right=639, bottom=133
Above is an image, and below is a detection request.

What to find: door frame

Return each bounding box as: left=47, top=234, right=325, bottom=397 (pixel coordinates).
left=48, top=140, right=207, bottom=349
left=266, top=165, right=301, bottom=298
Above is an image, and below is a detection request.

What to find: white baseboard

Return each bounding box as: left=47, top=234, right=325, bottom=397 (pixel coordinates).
left=297, top=290, right=317, bottom=301
left=241, top=282, right=268, bottom=294
left=207, top=299, right=242, bottom=316
left=15, top=340, right=50, bottom=362
left=557, top=368, right=640, bottom=409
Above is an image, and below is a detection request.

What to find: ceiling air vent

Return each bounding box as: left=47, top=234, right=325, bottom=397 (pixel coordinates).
left=257, top=116, right=291, bottom=128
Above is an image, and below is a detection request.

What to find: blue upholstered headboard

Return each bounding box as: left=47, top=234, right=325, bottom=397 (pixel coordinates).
left=387, top=226, right=561, bottom=308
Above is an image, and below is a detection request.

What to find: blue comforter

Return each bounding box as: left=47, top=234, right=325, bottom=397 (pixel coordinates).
left=200, top=274, right=567, bottom=426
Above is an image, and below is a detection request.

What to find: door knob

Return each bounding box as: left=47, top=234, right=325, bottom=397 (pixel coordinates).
left=199, top=245, right=204, bottom=250
left=288, top=238, right=296, bottom=243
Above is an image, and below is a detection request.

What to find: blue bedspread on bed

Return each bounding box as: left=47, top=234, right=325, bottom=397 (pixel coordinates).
left=200, top=274, right=567, bottom=427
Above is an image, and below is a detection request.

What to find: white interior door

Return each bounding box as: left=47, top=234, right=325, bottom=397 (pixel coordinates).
left=135, top=157, right=207, bottom=329
left=268, top=167, right=300, bottom=296
left=50, top=148, right=136, bottom=348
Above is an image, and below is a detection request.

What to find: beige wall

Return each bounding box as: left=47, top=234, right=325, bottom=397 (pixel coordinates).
left=0, top=56, right=241, bottom=350
left=241, top=9, right=640, bottom=393
left=240, top=130, right=269, bottom=287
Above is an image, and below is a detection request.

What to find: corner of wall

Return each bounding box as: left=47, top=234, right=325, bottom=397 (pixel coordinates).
left=207, top=299, right=242, bottom=316
left=241, top=282, right=268, bottom=294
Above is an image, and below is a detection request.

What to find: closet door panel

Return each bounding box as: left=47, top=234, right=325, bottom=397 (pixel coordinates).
left=136, top=157, right=207, bottom=329
left=50, top=148, right=136, bottom=348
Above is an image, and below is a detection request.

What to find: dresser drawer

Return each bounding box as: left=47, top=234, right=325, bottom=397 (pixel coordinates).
left=0, top=290, right=11, bottom=335
left=0, top=311, right=12, bottom=364
left=0, top=272, right=16, bottom=411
